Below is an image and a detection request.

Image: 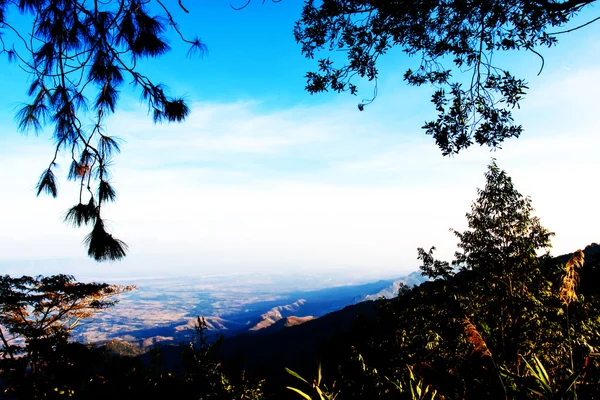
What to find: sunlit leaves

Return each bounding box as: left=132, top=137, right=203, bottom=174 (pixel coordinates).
left=453, top=161, right=554, bottom=275
left=560, top=250, right=585, bottom=306
left=0, top=273, right=135, bottom=346
left=394, top=163, right=600, bottom=398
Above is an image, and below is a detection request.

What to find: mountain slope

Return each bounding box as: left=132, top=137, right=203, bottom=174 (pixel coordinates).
left=220, top=299, right=379, bottom=375
left=249, top=299, right=307, bottom=331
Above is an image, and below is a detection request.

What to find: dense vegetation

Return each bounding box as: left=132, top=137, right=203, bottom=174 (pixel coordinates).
left=1, top=162, right=598, bottom=399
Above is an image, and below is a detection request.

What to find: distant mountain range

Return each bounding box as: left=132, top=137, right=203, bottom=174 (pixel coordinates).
left=363, top=271, right=426, bottom=300
left=87, top=271, right=427, bottom=348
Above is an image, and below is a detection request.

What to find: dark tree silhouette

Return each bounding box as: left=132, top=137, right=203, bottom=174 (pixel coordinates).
left=294, top=0, right=598, bottom=155
left=0, top=0, right=205, bottom=261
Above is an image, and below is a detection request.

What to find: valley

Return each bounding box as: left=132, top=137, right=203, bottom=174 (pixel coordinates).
left=73, top=271, right=425, bottom=347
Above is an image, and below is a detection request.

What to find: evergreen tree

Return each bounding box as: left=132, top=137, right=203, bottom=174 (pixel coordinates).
left=390, top=161, right=599, bottom=397
left=451, top=161, right=554, bottom=370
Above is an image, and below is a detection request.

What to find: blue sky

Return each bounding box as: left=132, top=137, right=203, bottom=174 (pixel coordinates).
left=0, top=2, right=599, bottom=279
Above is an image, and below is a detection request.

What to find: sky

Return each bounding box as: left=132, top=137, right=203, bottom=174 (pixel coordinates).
left=0, top=2, right=599, bottom=279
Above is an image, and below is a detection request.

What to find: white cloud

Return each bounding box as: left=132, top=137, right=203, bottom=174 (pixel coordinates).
left=0, top=62, right=598, bottom=278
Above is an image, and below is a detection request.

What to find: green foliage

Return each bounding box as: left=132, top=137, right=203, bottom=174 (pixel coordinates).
left=312, top=162, right=600, bottom=399
left=294, top=0, right=597, bottom=155
left=385, top=367, right=438, bottom=400
left=0, top=274, right=134, bottom=348
left=179, top=317, right=266, bottom=399
left=0, top=310, right=265, bottom=399
left=286, top=353, right=442, bottom=400
left=286, top=363, right=339, bottom=400
left=502, top=355, right=582, bottom=399
left=0, top=274, right=135, bottom=398
left=451, top=160, right=556, bottom=368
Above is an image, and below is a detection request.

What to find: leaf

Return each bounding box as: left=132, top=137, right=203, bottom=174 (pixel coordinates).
left=532, top=355, right=551, bottom=387
left=523, top=356, right=552, bottom=395
left=94, top=83, right=119, bottom=113
left=186, top=37, right=208, bottom=58
left=285, top=368, right=310, bottom=385
left=67, top=160, right=79, bottom=181
left=558, top=369, right=582, bottom=396
left=317, top=362, right=322, bottom=386
left=133, top=32, right=171, bottom=57
left=285, top=387, right=312, bottom=400
left=15, top=103, right=48, bottom=134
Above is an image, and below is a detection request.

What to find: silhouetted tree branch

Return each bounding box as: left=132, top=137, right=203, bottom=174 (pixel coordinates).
left=294, top=0, right=598, bottom=155
left=0, top=0, right=204, bottom=261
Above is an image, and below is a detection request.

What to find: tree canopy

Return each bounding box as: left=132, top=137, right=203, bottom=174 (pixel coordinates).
left=294, top=0, right=598, bottom=154
left=0, top=274, right=134, bottom=361
left=360, top=162, right=600, bottom=398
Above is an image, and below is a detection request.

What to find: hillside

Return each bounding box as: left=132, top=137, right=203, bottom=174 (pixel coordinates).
left=248, top=299, right=307, bottom=331
left=215, top=244, right=600, bottom=381
left=3, top=244, right=598, bottom=399
left=220, top=299, right=380, bottom=376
